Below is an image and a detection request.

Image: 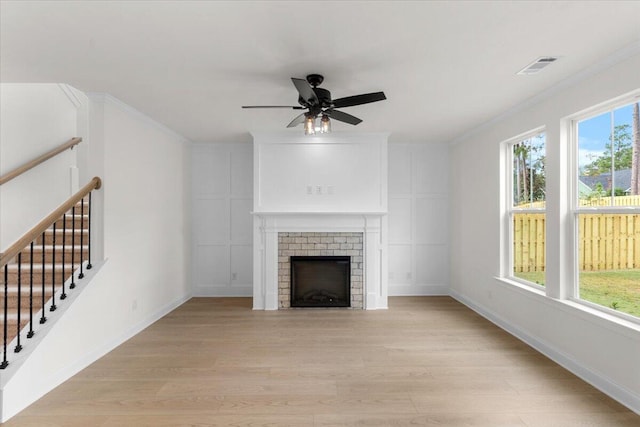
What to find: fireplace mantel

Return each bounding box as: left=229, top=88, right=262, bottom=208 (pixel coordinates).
left=251, top=131, right=389, bottom=310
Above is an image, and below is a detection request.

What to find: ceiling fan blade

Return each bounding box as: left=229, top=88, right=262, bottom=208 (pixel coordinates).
left=325, top=109, right=363, bottom=125
left=287, top=113, right=306, bottom=128
left=291, top=78, right=319, bottom=106
left=332, top=92, right=386, bottom=108
left=242, top=105, right=305, bottom=109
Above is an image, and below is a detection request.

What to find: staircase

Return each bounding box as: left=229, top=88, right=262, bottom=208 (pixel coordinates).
left=1, top=201, right=90, bottom=359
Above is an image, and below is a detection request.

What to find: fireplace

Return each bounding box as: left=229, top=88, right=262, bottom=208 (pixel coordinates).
left=251, top=130, right=389, bottom=310
left=277, top=232, right=364, bottom=309
left=291, top=256, right=350, bottom=307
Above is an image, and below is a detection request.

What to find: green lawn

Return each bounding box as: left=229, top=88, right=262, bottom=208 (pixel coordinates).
left=514, top=269, right=640, bottom=318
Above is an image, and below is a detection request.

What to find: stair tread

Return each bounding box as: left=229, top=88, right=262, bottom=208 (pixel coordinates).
left=30, top=245, right=89, bottom=251
left=6, top=263, right=81, bottom=271
left=3, top=289, right=55, bottom=296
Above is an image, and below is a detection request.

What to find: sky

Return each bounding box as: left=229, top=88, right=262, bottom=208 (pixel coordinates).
left=578, top=102, right=634, bottom=172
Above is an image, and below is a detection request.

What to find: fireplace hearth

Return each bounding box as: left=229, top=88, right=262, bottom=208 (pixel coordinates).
left=291, top=256, right=351, bottom=308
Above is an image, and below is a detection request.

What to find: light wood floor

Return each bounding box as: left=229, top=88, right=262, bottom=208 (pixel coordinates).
left=4, top=297, right=639, bottom=426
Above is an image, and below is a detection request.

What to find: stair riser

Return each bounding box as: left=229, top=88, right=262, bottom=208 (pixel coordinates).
left=0, top=319, right=34, bottom=344
left=36, top=230, right=88, bottom=246
left=17, top=248, right=88, bottom=264
left=0, top=319, right=26, bottom=333
left=6, top=271, right=76, bottom=285
left=52, top=216, right=89, bottom=230
left=1, top=292, right=55, bottom=309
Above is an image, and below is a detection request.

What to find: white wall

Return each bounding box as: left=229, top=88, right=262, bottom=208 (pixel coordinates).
left=388, top=143, right=449, bottom=295
left=0, top=93, right=191, bottom=421
left=191, top=142, right=253, bottom=296
left=450, top=51, right=640, bottom=413
left=0, top=84, right=79, bottom=249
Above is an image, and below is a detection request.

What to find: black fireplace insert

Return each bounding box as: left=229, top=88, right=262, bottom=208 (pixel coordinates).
left=290, top=256, right=351, bottom=308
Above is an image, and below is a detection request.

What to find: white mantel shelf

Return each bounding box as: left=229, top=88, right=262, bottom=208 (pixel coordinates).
left=252, top=211, right=388, bottom=216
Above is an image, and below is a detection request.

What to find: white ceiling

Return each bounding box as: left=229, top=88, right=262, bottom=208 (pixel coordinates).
left=1, top=1, right=639, bottom=143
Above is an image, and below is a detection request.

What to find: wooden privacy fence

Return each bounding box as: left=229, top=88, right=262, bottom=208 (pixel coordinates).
left=513, top=213, right=640, bottom=272
left=579, top=195, right=640, bottom=207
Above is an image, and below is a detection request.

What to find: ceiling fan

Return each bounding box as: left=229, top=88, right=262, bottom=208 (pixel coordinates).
left=242, top=74, right=386, bottom=134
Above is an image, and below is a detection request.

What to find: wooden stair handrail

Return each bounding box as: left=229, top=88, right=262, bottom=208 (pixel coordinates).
left=0, top=137, right=82, bottom=186
left=0, top=176, right=102, bottom=269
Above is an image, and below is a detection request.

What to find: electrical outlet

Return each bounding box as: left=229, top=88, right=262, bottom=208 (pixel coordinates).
left=232, top=272, right=238, bottom=280
left=306, top=185, right=313, bottom=195
left=132, top=299, right=138, bottom=311
left=327, top=185, right=335, bottom=194
left=406, top=272, right=412, bottom=280
left=316, top=185, right=322, bottom=195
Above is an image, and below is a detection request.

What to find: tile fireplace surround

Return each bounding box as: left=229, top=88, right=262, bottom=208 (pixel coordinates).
left=252, top=212, right=387, bottom=310
left=278, top=232, right=364, bottom=309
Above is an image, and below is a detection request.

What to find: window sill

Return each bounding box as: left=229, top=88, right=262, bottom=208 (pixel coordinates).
left=494, top=276, right=640, bottom=338
left=495, top=276, right=546, bottom=296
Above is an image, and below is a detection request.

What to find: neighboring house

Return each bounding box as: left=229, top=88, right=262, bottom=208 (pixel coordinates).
left=580, top=169, right=633, bottom=195
left=577, top=178, right=594, bottom=198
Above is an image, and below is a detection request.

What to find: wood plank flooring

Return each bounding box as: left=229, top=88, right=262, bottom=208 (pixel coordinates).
left=4, top=297, right=639, bottom=426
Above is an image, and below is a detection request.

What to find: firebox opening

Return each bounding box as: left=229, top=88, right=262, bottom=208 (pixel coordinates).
left=290, top=256, right=351, bottom=308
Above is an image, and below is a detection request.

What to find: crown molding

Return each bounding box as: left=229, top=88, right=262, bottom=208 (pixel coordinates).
left=57, top=84, right=83, bottom=109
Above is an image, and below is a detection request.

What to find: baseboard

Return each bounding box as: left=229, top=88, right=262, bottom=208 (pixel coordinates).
left=449, top=289, right=640, bottom=416
left=388, top=284, right=449, bottom=296
left=192, top=284, right=252, bottom=297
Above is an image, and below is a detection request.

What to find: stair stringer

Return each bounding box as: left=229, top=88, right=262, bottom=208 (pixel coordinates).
left=0, top=258, right=191, bottom=422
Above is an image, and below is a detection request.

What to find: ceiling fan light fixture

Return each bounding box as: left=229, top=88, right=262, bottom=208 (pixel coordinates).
left=304, top=114, right=316, bottom=135
left=320, top=115, right=331, bottom=134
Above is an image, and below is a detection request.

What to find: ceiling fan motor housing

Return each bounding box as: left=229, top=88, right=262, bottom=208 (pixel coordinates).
left=299, top=87, right=332, bottom=112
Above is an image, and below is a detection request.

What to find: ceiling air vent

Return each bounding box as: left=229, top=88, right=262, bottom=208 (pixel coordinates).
left=517, top=57, right=559, bottom=75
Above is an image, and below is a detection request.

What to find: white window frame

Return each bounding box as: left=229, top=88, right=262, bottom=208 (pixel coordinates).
left=568, top=90, right=640, bottom=323
left=502, top=127, right=546, bottom=290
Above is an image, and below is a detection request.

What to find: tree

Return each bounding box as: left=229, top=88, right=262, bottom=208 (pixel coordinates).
left=583, top=124, right=633, bottom=176
left=513, top=138, right=545, bottom=205
left=631, top=102, right=640, bottom=195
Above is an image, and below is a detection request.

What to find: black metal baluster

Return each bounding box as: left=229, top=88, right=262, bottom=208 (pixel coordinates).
left=40, top=232, right=47, bottom=324
left=86, top=192, right=92, bottom=270
left=70, top=206, right=76, bottom=290
left=14, top=254, right=22, bottom=353
left=50, top=222, right=57, bottom=312
left=1, top=264, right=9, bottom=368
left=27, top=242, right=34, bottom=338
left=79, top=198, right=85, bottom=279
left=60, top=213, right=67, bottom=300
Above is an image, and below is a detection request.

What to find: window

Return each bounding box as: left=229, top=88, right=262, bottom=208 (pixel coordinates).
left=505, top=130, right=546, bottom=287
left=574, top=98, right=640, bottom=319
